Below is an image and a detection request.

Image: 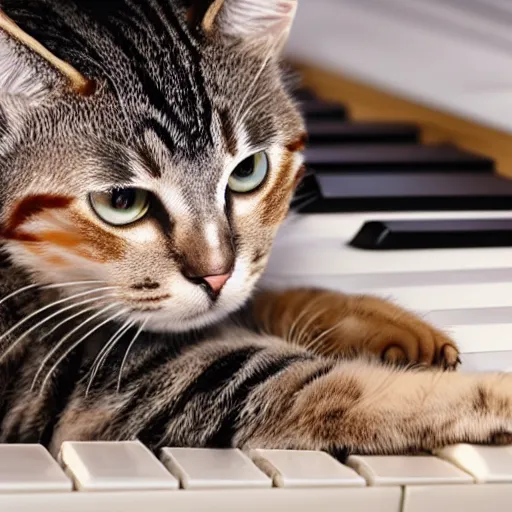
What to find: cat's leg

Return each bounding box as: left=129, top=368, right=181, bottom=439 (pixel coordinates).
left=51, top=330, right=511, bottom=456
left=241, top=354, right=512, bottom=454
left=252, top=288, right=459, bottom=369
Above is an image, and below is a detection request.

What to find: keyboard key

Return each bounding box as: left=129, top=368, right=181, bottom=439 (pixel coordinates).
left=0, top=485, right=403, bottom=512
left=60, top=441, right=178, bottom=492
left=306, top=121, right=419, bottom=145
left=294, top=88, right=316, bottom=101
left=305, top=144, right=494, bottom=173
left=428, top=307, right=512, bottom=327
left=250, top=449, right=365, bottom=488
left=300, top=100, right=348, bottom=120
left=160, top=448, right=271, bottom=490
left=261, top=268, right=512, bottom=295
left=350, top=219, right=512, bottom=250
left=459, top=351, right=512, bottom=373
left=0, top=444, right=72, bottom=493
left=350, top=282, right=512, bottom=312
left=404, top=484, right=512, bottom=512
left=436, top=445, right=512, bottom=483
left=347, top=455, right=473, bottom=486
left=431, top=322, right=512, bottom=354
left=298, top=173, right=512, bottom=213
left=267, top=239, right=512, bottom=276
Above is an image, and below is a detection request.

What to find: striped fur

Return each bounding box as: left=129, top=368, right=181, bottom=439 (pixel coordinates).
left=0, top=0, right=511, bottom=459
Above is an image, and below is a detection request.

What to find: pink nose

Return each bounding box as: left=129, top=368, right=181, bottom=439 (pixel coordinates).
left=203, top=273, right=232, bottom=294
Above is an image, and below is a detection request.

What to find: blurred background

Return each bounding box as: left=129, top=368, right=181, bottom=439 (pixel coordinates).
left=285, top=0, right=512, bottom=136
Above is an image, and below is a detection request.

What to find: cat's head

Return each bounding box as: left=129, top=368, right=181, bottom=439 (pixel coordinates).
left=0, top=0, right=305, bottom=332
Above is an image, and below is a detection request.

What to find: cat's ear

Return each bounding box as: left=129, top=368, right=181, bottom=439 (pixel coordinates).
left=199, top=0, right=298, bottom=50
left=0, top=10, right=95, bottom=103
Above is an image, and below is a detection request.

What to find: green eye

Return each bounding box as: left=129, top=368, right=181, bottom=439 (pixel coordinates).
left=228, top=152, right=269, bottom=193
left=89, top=188, right=150, bottom=226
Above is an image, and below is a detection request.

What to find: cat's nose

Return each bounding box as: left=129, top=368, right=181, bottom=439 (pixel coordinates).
left=204, top=273, right=232, bottom=295
left=185, top=271, right=233, bottom=300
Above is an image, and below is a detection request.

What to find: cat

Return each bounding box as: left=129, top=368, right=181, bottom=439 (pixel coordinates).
left=0, top=0, right=509, bottom=460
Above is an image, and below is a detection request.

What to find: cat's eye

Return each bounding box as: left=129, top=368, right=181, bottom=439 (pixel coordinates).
left=89, top=188, right=150, bottom=226
left=228, top=152, right=269, bottom=193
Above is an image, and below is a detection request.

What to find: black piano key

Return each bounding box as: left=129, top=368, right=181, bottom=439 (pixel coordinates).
left=299, top=99, right=348, bottom=120
left=349, top=219, right=512, bottom=250
left=306, top=120, right=419, bottom=145
left=294, top=172, right=512, bottom=212
left=294, top=88, right=317, bottom=101
left=305, top=144, right=494, bottom=173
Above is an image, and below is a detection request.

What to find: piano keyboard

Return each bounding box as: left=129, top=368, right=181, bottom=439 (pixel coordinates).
left=3, top=440, right=512, bottom=511
left=263, top=84, right=512, bottom=375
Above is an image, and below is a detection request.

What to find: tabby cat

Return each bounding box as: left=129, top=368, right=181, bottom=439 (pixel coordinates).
left=0, top=0, right=509, bottom=460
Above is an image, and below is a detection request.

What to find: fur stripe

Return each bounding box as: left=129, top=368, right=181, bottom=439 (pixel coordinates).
left=123, top=0, right=213, bottom=143
left=219, top=109, right=237, bottom=156
left=144, top=117, right=176, bottom=159
left=286, top=133, right=308, bottom=153
left=293, top=363, right=337, bottom=394
left=79, top=7, right=187, bottom=134
left=2, top=195, right=72, bottom=242
left=137, top=347, right=262, bottom=447
left=150, top=0, right=213, bottom=136
left=206, top=354, right=308, bottom=448
left=17, top=5, right=104, bottom=80
left=149, top=0, right=212, bottom=121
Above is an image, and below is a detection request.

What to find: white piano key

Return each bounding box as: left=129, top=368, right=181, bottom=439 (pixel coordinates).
left=440, top=323, right=512, bottom=354
left=350, top=282, right=512, bottom=312
left=347, top=455, right=473, bottom=486
left=160, top=448, right=271, bottom=490
left=459, top=351, right=512, bottom=373
left=269, top=212, right=512, bottom=279
left=250, top=449, right=366, bottom=488
left=436, top=444, right=512, bottom=483
left=404, top=483, right=512, bottom=512
left=60, top=441, right=179, bottom=492
left=421, top=308, right=512, bottom=354
left=261, top=268, right=512, bottom=294
left=427, top=307, right=512, bottom=327
left=0, top=487, right=403, bottom=512
left=267, top=240, right=512, bottom=277
left=0, top=444, right=72, bottom=493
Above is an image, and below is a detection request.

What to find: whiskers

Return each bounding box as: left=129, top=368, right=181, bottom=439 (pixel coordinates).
left=0, top=281, right=118, bottom=364
left=0, top=280, right=107, bottom=309
left=2, top=294, right=118, bottom=364
left=0, top=277, right=151, bottom=397
left=117, top=318, right=148, bottom=393
left=85, top=318, right=135, bottom=396
left=34, top=305, right=129, bottom=394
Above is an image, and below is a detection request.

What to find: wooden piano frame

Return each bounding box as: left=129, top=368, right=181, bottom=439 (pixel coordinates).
left=294, top=63, right=512, bottom=179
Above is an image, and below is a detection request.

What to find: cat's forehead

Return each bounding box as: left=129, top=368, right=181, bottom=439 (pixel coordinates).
left=1, top=0, right=302, bottom=192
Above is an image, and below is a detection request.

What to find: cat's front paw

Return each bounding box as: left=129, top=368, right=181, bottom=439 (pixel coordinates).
left=307, top=293, right=461, bottom=369
left=344, top=295, right=460, bottom=370
left=253, top=289, right=460, bottom=369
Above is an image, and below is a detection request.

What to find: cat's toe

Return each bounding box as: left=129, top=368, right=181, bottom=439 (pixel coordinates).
left=382, top=345, right=409, bottom=365
left=439, top=344, right=461, bottom=370
left=368, top=319, right=460, bottom=370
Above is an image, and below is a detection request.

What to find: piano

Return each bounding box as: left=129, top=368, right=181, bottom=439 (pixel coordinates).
left=6, top=1, right=512, bottom=510
left=264, top=0, right=512, bottom=377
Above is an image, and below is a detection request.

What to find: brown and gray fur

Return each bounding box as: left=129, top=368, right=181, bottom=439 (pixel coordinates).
left=0, top=0, right=510, bottom=460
